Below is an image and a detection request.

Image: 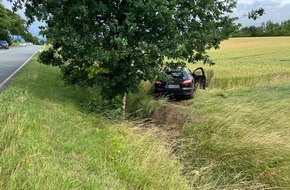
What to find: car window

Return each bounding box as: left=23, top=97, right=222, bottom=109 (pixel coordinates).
left=164, top=67, right=188, bottom=79
left=184, top=68, right=193, bottom=80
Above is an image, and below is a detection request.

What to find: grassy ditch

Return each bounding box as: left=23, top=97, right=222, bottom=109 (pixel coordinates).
left=0, top=55, right=190, bottom=190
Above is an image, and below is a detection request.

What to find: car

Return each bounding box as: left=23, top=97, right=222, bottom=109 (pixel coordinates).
left=154, top=67, right=206, bottom=99
left=0, top=40, right=9, bottom=49
left=19, top=43, right=27, bottom=47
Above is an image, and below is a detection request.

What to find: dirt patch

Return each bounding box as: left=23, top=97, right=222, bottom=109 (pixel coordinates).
left=131, top=100, right=190, bottom=132
left=151, top=103, right=188, bottom=131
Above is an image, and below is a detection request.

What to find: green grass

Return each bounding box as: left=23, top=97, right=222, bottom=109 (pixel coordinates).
left=178, top=84, right=290, bottom=189
left=0, top=55, right=191, bottom=189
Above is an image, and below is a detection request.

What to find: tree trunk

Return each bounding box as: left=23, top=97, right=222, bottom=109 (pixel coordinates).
left=122, top=92, right=127, bottom=119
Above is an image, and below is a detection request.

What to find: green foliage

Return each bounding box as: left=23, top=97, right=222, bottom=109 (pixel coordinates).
left=247, top=8, right=264, bottom=20
left=0, top=3, right=28, bottom=42
left=80, top=83, right=164, bottom=119
left=234, top=19, right=290, bottom=37
left=81, top=95, right=125, bottom=119
left=22, top=32, right=39, bottom=44
left=10, top=0, right=237, bottom=100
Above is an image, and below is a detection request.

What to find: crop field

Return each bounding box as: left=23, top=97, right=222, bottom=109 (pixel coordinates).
left=188, top=37, right=290, bottom=89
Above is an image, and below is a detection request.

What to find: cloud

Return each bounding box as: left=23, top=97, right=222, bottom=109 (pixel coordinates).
left=239, top=0, right=290, bottom=6
left=233, top=0, right=290, bottom=26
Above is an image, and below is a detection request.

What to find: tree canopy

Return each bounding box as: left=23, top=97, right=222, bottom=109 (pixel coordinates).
left=10, top=0, right=239, bottom=99
left=234, top=20, right=290, bottom=37
left=0, top=2, right=28, bottom=43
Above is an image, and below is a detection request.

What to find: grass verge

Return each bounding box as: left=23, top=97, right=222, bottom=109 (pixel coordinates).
left=0, top=55, right=191, bottom=189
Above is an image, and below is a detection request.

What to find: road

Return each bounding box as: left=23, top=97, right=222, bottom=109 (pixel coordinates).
left=0, top=45, right=42, bottom=90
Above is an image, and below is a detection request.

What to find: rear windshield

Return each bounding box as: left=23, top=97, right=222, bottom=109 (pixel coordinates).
left=164, top=68, right=187, bottom=79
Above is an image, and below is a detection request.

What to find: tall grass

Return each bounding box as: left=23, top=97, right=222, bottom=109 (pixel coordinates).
left=125, top=82, right=167, bottom=119
left=179, top=85, right=290, bottom=188
left=0, top=56, right=191, bottom=189
left=178, top=37, right=290, bottom=189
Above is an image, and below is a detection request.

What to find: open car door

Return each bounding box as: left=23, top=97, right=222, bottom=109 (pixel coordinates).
left=192, top=67, right=206, bottom=89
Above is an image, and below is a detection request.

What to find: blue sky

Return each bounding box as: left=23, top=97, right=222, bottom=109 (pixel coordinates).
left=2, top=0, right=290, bottom=36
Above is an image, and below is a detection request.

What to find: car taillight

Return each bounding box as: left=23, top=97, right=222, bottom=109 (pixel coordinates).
left=181, top=80, right=192, bottom=87
left=155, top=81, right=164, bottom=87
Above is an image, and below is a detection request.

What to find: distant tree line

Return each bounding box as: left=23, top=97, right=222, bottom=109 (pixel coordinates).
left=233, top=20, right=290, bottom=37
left=0, top=3, right=40, bottom=44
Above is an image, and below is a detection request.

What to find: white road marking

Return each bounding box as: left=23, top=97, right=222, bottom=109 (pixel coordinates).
left=0, top=47, right=32, bottom=54
left=0, top=47, right=42, bottom=91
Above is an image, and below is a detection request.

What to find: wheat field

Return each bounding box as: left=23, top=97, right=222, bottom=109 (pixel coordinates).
left=188, top=37, right=290, bottom=89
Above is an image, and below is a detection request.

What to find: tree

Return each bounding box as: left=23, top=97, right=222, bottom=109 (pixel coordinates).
left=264, top=20, right=281, bottom=36
left=22, top=31, right=39, bottom=44
left=281, top=20, right=290, bottom=36
left=10, top=0, right=239, bottom=99
left=247, top=8, right=264, bottom=20
left=234, top=25, right=265, bottom=37
left=0, top=3, right=28, bottom=43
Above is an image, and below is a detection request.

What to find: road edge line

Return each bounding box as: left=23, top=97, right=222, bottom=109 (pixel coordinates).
left=0, top=47, right=42, bottom=92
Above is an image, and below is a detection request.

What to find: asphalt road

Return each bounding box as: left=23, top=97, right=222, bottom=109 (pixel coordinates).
left=0, top=45, right=42, bottom=90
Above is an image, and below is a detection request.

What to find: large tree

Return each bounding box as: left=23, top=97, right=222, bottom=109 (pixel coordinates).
left=10, top=0, right=237, bottom=99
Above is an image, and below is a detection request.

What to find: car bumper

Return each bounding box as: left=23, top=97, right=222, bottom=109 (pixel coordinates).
left=155, top=87, right=193, bottom=96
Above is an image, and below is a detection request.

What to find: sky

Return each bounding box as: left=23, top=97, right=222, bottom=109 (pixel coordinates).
left=2, top=0, right=290, bottom=36
left=233, top=0, right=290, bottom=26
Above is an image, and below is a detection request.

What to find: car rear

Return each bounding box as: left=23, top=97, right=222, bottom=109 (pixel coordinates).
left=155, top=67, right=195, bottom=98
